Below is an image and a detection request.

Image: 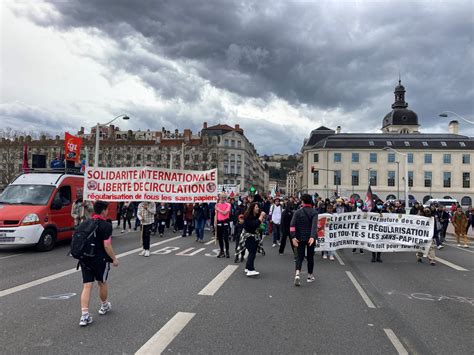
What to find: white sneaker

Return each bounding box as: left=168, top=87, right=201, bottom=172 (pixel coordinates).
left=464, top=244, right=469, bottom=248
left=244, top=268, right=248, bottom=273
left=307, top=275, right=315, bottom=283
left=457, top=244, right=461, bottom=247
left=246, top=270, right=259, bottom=277
left=139, top=250, right=146, bottom=256
left=98, top=302, right=111, bottom=315
left=323, top=254, right=328, bottom=259
left=437, top=245, right=444, bottom=250
left=121, top=230, right=125, bottom=233
left=329, top=255, right=335, bottom=261
left=294, top=274, right=301, bottom=287
left=79, top=313, right=93, bottom=326
left=272, top=243, right=277, bottom=247
left=144, top=250, right=150, bottom=257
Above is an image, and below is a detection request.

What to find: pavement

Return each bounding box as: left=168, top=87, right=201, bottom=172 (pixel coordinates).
left=0, top=227, right=473, bottom=354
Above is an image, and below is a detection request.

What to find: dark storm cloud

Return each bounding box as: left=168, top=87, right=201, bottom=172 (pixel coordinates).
left=14, top=0, right=474, bottom=151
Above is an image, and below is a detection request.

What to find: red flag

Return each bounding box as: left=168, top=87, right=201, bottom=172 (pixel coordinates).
left=365, top=185, right=373, bottom=211
left=64, top=132, right=82, bottom=162
left=22, top=144, right=29, bottom=173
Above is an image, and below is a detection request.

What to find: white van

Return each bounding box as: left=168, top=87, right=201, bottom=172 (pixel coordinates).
left=423, top=198, right=458, bottom=208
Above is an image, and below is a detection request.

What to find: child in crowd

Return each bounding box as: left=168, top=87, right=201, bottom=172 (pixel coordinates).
left=234, top=214, right=245, bottom=263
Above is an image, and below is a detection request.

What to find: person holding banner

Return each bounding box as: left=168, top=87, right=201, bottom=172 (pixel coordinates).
left=416, top=208, right=437, bottom=265
left=322, top=204, right=336, bottom=261
left=290, top=194, right=318, bottom=286
left=371, top=200, right=385, bottom=263
left=215, top=193, right=231, bottom=258
left=137, top=201, right=156, bottom=257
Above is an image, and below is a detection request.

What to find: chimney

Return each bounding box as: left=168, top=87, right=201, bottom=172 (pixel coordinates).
left=336, top=126, right=341, bottom=134
left=183, top=129, right=191, bottom=143
left=235, top=124, right=240, bottom=131
left=203, top=122, right=208, bottom=129
left=448, top=120, right=459, bottom=135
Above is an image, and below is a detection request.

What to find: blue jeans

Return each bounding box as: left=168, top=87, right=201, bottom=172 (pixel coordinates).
left=272, top=223, right=281, bottom=243
left=195, top=219, right=206, bottom=240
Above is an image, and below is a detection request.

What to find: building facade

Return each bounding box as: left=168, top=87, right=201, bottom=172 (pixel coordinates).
left=302, top=81, right=474, bottom=206
left=286, top=170, right=297, bottom=196
left=0, top=122, right=268, bottom=193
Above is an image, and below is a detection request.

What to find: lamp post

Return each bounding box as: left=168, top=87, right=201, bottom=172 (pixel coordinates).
left=94, top=114, right=130, bottom=167
left=439, top=111, right=474, bottom=125
left=383, top=147, right=409, bottom=213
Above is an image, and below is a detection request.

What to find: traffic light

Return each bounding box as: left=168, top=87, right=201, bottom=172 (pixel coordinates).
left=311, top=166, right=315, bottom=173
left=250, top=186, right=255, bottom=193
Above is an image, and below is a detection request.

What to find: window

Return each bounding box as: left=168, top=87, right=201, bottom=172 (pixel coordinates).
left=53, top=186, right=71, bottom=207
left=388, top=153, right=396, bottom=163
left=334, top=153, right=341, bottom=163
left=387, top=171, right=396, bottom=186
left=424, top=154, right=432, bottom=164
left=157, top=154, right=161, bottom=161
left=407, top=153, right=413, bottom=164
left=352, top=153, right=359, bottom=163
left=237, top=166, right=241, bottom=174
left=443, top=154, right=451, bottom=164
left=422, top=141, right=428, bottom=147
left=443, top=172, right=451, bottom=188
left=370, top=153, right=377, bottom=163
left=136, top=154, right=141, bottom=160
left=424, top=172, right=432, bottom=187
left=224, top=139, right=229, bottom=147
left=351, top=170, right=359, bottom=186
left=224, top=165, right=229, bottom=174
left=147, top=154, right=152, bottom=161
left=462, top=154, right=470, bottom=164
left=334, top=170, right=341, bottom=185
left=369, top=170, right=377, bottom=186
left=441, top=142, right=447, bottom=147
left=408, top=171, right=413, bottom=187
left=313, top=170, right=319, bottom=185
left=313, top=153, right=319, bottom=163
left=369, top=141, right=374, bottom=146
left=404, top=141, right=410, bottom=147
left=237, top=141, right=242, bottom=148
left=463, top=172, right=470, bottom=188
left=231, top=140, right=235, bottom=147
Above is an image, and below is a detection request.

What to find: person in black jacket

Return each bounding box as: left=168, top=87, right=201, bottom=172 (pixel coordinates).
left=193, top=203, right=209, bottom=242
left=239, top=203, right=266, bottom=277
left=290, top=194, right=318, bottom=286
left=371, top=200, right=385, bottom=262
left=279, top=201, right=296, bottom=256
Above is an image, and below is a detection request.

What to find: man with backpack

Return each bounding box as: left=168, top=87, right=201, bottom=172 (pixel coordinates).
left=75, top=200, right=118, bottom=327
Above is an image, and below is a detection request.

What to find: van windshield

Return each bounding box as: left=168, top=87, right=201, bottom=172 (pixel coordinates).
left=0, top=185, right=55, bottom=205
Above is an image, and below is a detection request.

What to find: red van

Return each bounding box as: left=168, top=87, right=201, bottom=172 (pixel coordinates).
left=0, top=172, right=116, bottom=251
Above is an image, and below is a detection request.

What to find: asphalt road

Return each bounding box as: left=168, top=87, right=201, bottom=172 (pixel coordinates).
left=0, top=227, right=472, bottom=354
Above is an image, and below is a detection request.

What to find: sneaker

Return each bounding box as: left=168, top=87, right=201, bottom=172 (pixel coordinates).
left=159, top=234, right=163, bottom=238
left=138, top=250, right=146, bottom=256
left=98, top=302, right=111, bottom=315
left=246, top=270, right=260, bottom=277
left=244, top=268, right=248, bottom=273
left=437, top=245, right=444, bottom=250
left=79, top=313, right=93, bottom=326
left=329, top=255, right=335, bottom=261
left=322, top=254, right=328, bottom=259
left=457, top=244, right=461, bottom=247
left=352, top=249, right=357, bottom=253
left=463, top=244, right=469, bottom=248
left=121, top=230, right=125, bottom=233
left=360, top=250, right=364, bottom=254
left=144, top=250, right=150, bottom=257
left=277, top=241, right=281, bottom=246
left=272, top=243, right=277, bottom=247
left=294, top=274, right=301, bottom=287
left=307, top=275, right=315, bottom=283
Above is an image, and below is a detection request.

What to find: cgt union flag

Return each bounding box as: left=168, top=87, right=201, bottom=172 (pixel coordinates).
left=64, top=132, right=82, bottom=162
left=84, top=166, right=218, bottom=203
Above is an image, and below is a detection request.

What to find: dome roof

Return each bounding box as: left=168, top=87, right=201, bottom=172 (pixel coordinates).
left=383, top=108, right=418, bottom=128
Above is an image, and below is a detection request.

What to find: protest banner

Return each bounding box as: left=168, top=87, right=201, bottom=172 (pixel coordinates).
left=315, top=212, right=434, bottom=254
left=83, top=167, right=218, bottom=203
left=217, top=184, right=240, bottom=195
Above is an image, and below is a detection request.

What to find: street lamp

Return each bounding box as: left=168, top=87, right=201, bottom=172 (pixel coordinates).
left=383, top=147, right=409, bottom=214
left=94, top=114, right=130, bottom=167
left=438, top=111, right=473, bottom=125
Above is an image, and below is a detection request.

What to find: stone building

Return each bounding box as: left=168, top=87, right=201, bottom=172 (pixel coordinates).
left=301, top=81, right=474, bottom=206
left=0, top=122, right=268, bottom=193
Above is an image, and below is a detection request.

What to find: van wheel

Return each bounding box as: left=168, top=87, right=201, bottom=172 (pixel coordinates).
left=36, top=229, right=56, bottom=252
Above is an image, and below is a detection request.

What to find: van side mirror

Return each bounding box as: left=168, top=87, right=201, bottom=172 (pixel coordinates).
left=51, top=201, right=62, bottom=210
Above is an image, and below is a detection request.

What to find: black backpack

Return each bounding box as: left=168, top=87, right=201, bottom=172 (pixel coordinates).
left=70, top=219, right=99, bottom=261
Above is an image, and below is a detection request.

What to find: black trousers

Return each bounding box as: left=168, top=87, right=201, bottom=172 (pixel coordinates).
left=122, top=217, right=131, bottom=230
left=245, top=237, right=257, bottom=271
left=142, top=224, right=153, bottom=250
left=295, top=241, right=315, bottom=274
left=157, top=220, right=166, bottom=234
left=216, top=220, right=230, bottom=254
left=279, top=232, right=294, bottom=254
left=372, top=252, right=382, bottom=260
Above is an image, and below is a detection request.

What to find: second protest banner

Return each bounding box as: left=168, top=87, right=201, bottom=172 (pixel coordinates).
left=316, top=212, right=434, bottom=254
left=83, top=166, right=218, bottom=203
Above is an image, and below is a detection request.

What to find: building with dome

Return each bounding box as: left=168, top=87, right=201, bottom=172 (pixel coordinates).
left=301, top=81, right=474, bottom=206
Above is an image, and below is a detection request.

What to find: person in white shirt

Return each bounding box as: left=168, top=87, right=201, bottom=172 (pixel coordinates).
left=270, top=198, right=283, bottom=247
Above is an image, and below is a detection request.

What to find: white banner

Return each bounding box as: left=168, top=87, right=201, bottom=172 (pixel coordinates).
left=84, top=167, right=218, bottom=203
left=315, top=212, right=434, bottom=253
left=217, top=184, right=240, bottom=194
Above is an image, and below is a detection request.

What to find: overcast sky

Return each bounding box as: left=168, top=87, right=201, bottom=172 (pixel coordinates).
left=1, top=0, right=473, bottom=154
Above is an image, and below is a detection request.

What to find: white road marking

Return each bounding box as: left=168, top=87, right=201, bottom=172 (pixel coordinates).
left=334, top=251, right=345, bottom=265
left=445, top=243, right=474, bottom=254
left=345, top=271, right=376, bottom=309
left=176, top=247, right=206, bottom=256
left=435, top=257, right=469, bottom=271
left=198, top=265, right=239, bottom=296
left=383, top=328, right=409, bottom=355
left=0, top=236, right=182, bottom=298
left=0, top=253, right=23, bottom=260
left=205, top=239, right=215, bottom=245
left=135, top=312, right=195, bottom=355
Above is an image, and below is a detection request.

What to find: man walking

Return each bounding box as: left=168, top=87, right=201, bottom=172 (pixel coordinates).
left=290, top=194, right=318, bottom=286
left=138, top=201, right=156, bottom=256
left=79, top=201, right=118, bottom=326
left=270, top=198, right=283, bottom=247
